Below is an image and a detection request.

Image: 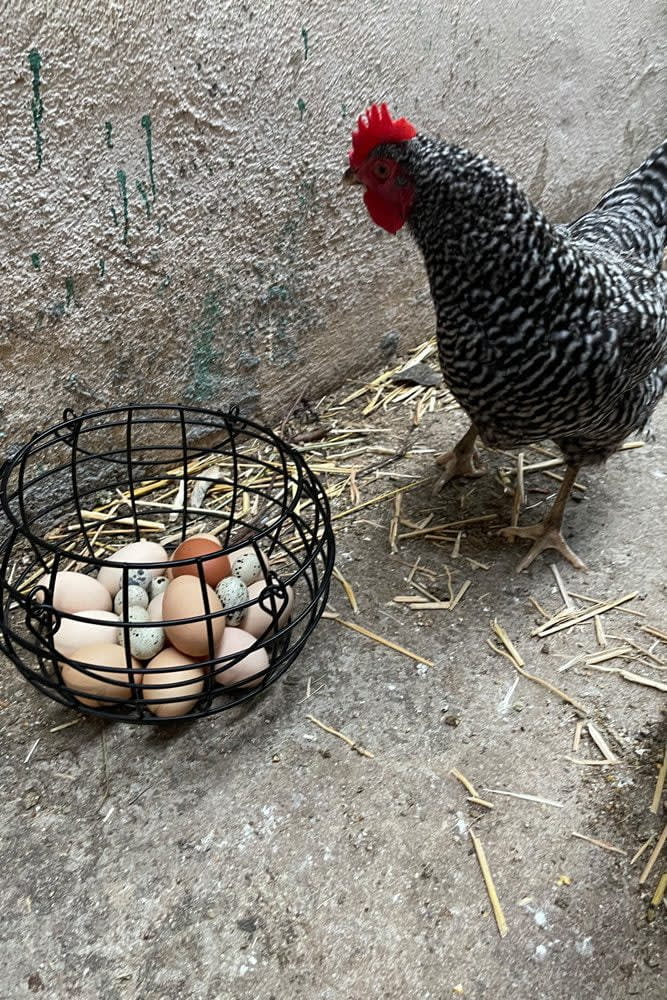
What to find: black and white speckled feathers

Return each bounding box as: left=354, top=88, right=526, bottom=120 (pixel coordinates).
left=374, top=135, right=667, bottom=466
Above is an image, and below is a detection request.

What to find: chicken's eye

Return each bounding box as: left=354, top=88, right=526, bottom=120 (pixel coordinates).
left=373, top=162, right=390, bottom=180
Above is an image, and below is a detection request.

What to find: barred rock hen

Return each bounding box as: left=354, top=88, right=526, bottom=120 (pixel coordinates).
left=344, top=104, right=667, bottom=570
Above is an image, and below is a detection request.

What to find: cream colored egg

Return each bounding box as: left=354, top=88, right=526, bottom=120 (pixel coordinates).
left=142, top=647, right=205, bottom=717
left=97, top=540, right=169, bottom=596
left=60, top=642, right=139, bottom=708
left=53, top=609, right=120, bottom=657
left=147, top=593, right=164, bottom=622
left=214, top=627, right=269, bottom=688
left=162, top=576, right=224, bottom=657
left=36, top=571, right=113, bottom=615
left=244, top=579, right=294, bottom=639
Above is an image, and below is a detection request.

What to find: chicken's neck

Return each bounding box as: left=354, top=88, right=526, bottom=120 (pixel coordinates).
left=405, top=140, right=596, bottom=330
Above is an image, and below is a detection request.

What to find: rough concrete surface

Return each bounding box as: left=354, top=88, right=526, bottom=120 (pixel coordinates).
left=0, top=352, right=665, bottom=999
left=1, top=1, right=666, bottom=445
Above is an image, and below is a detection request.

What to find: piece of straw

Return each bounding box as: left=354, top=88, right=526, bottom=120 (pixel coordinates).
left=489, top=623, right=588, bottom=716
left=332, top=566, right=359, bottom=616
left=482, top=788, right=564, bottom=809
left=306, top=715, right=374, bottom=759
left=647, top=872, right=667, bottom=922
left=630, top=835, right=655, bottom=865
left=639, top=822, right=667, bottom=885
left=534, top=593, right=639, bottom=637
left=584, top=664, right=667, bottom=692
left=586, top=723, right=617, bottom=763
left=469, top=830, right=508, bottom=938
left=571, top=832, right=626, bottom=856
left=325, top=614, right=434, bottom=668
left=650, top=746, right=667, bottom=815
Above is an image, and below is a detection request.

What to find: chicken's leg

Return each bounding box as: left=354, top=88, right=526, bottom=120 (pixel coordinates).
left=499, top=465, right=586, bottom=572
left=432, top=424, right=486, bottom=494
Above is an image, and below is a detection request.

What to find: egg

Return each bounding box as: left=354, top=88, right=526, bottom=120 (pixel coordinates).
left=36, top=571, right=113, bottom=615
left=60, top=642, right=139, bottom=708
left=230, top=546, right=269, bottom=586
left=169, top=533, right=231, bottom=588
left=113, top=584, right=149, bottom=614
left=52, top=610, right=120, bottom=657
left=147, top=593, right=164, bottom=622
left=149, top=576, right=169, bottom=600
left=117, top=606, right=165, bottom=660
left=214, top=627, right=269, bottom=688
left=127, top=567, right=152, bottom=591
left=215, top=576, right=249, bottom=627
left=142, top=647, right=205, bottom=718
left=162, top=576, right=225, bottom=657
left=97, top=540, right=169, bottom=596
left=244, top=578, right=295, bottom=639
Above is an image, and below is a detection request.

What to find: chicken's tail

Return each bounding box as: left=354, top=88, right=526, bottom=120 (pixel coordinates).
left=568, top=139, right=667, bottom=269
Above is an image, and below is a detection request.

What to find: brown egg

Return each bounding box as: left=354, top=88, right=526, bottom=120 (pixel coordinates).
left=214, top=627, right=269, bottom=688
left=36, top=571, right=113, bottom=615
left=169, top=533, right=231, bottom=587
left=142, top=647, right=205, bottom=718
left=244, top=579, right=295, bottom=639
left=162, top=576, right=225, bottom=657
left=60, top=642, right=139, bottom=708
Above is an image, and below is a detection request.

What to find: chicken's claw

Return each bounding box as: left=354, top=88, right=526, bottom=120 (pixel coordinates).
left=432, top=449, right=485, bottom=494
left=499, top=523, right=587, bottom=573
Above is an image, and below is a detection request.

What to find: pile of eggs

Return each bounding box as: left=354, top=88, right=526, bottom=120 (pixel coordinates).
left=36, top=535, right=294, bottom=718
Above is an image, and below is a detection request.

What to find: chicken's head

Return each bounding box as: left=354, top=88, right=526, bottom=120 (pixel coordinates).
left=343, top=103, right=418, bottom=234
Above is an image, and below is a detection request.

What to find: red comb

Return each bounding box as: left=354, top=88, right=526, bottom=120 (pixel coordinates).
left=349, top=103, right=417, bottom=169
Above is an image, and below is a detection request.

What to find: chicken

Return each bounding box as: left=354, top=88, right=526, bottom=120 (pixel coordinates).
left=344, top=103, right=667, bottom=571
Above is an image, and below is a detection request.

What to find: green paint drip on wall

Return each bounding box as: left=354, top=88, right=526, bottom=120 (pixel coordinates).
left=141, top=114, right=156, bottom=199
left=104, top=121, right=113, bottom=148
left=98, top=258, right=105, bottom=277
left=28, top=49, right=44, bottom=168
left=116, top=169, right=129, bottom=243
left=192, top=291, right=221, bottom=400
left=65, top=277, right=75, bottom=307
left=301, top=27, right=309, bottom=60
left=30, top=252, right=41, bottom=270
left=296, top=98, right=306, bottom=121
left=136, top=179, right=152, bottom=218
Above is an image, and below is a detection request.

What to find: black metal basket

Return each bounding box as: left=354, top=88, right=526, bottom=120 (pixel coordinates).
left=0, top=404, right=335, bottom=723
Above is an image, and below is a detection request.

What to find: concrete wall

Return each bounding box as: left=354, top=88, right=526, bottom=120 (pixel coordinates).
left=1, top=0, right=665, bottom=447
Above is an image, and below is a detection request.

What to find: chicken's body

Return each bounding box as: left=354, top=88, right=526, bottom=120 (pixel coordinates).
left=405, top=135, right=667, bottom=468
left=345, top=106, right=667, bottom=569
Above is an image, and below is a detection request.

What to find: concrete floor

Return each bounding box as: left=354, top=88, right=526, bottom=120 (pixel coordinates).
left=0, top=366, right=665, bottom=999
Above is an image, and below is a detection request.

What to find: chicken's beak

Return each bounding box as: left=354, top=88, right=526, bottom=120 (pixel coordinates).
left=342, top=166, right=362, bottom=186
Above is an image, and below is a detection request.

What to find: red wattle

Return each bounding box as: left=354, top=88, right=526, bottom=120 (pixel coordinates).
left=364, top=190, right=405, bottom=235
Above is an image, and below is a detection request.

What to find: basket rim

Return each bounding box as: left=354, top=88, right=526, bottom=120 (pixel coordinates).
left=0, top=402, right=333, bottom=558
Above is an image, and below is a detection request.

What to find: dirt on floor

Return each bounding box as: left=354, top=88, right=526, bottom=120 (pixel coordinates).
left=0, top=342, right=665, bottom=1000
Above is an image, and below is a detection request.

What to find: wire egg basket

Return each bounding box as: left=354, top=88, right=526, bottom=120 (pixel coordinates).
left=0, top=404, right=335, bottom=723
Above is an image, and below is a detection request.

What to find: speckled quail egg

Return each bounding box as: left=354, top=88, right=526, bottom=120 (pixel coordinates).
left=149, top=576, right=169, bottom=600
left=127, top=567, right=152, bottom=591
left=117, top=606, right=165, bottom=660
left=215, top=576, right=249, bottom=627
left=230, top=547, right=268, bottom=587
left=114, top=584, right=150, bottom=614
